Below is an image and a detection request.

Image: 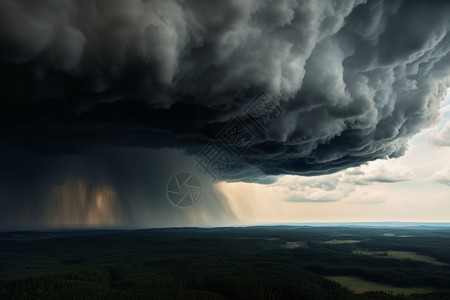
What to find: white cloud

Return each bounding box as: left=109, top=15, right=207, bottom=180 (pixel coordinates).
left=431, top=167, right=450, bottom=186
left=268, top=159, right=412, bottom=203
left=276, top=174, right=353, bottom=203
left=343, top=159, right=414, bottom=185
left=428, top=122, right=450, bottom=147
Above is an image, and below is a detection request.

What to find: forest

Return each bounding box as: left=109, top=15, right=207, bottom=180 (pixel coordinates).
left=1, top=226, right=450, bottom=299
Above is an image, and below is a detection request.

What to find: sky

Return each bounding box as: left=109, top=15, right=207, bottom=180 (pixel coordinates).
left=0, top=0, right=450, bottom=228
left=218, top=90, right=450, bottom=224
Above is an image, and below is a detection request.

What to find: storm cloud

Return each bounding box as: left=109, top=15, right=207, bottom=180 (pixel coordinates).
left=1, top=0, right=450, bottom=179
left=1, top=0, right=450, bottom=226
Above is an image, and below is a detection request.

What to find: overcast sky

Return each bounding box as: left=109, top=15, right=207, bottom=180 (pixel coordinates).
left=0, top=0, right=449, bottom=228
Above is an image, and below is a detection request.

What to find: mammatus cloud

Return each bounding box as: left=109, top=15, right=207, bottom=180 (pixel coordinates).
left=0, top=0, right=449, bottom=180
left=431, top=166, right=450, bottom=186
left=429, top=122, right=450, bottom=147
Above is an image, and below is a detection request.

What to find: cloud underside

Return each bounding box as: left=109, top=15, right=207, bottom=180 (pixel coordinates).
left=1, top=0, right=450, bottom=181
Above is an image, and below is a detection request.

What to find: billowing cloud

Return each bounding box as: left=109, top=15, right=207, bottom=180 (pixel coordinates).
left=431, top=166, right=450, bottom=186
left=1, top=0, right=450, bottom=181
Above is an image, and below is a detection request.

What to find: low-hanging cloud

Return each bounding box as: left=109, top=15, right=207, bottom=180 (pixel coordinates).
left=1, top=0, right=450, bottom=182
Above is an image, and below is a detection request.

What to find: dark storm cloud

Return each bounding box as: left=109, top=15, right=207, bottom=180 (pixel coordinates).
left=1, top=0, right=450, bottom=181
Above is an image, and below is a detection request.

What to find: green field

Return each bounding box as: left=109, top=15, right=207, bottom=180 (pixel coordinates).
left=326, top=276, right=435, bottom=295
left=353, top=250, right=449, bottom=266
left=281, top=241, right=308, bottom=249
left=321, top=239, right=362, bottom=244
